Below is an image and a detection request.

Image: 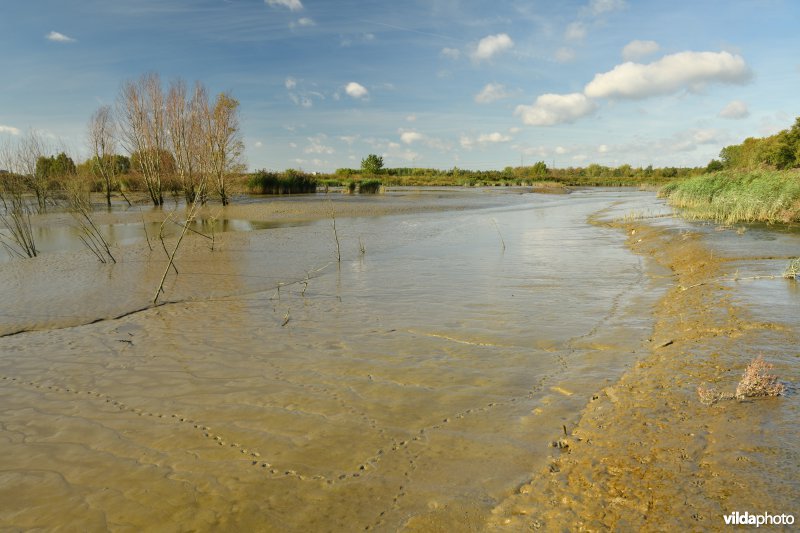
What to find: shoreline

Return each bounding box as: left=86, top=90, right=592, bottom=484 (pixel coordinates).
left=489, top=219, right=799, bottom=530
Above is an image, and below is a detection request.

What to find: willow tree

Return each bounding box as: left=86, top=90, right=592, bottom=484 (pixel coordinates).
left=204, top=92, right=244, bottom=206
left=87, top=105, right=117, bottom=207
left=117, top=73, right=167, bottom=206
left=166, top=80, right=206, bottom=204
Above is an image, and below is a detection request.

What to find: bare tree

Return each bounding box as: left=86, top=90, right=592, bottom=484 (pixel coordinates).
left=166, top=79, right=205, bottom=204
left=117, top=72, right=167, bottom=206
left=88, top=105, right=117, bottom=208
left=203, top=92, right=244, bottom=206
left=11, top=130, right=50, bottom=213
left=0, top=141, right=37, bottom=257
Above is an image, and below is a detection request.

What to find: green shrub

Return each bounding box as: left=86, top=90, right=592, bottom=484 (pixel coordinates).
left=358, top=179, right=382, bottom=194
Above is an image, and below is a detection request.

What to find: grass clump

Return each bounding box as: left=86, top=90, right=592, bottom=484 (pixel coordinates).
left=358, top=179, right=382, bottom=194
left=247, top=169, right=317, bottom=195
left=660, top=170, right=800, bottom=224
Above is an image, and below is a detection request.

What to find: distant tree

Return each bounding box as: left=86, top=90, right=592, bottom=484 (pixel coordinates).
left=88, top=105, right=118, bottom=207
left=203, top=91, right=244, bottom=206
left=166, top=79, right=206, bottom=204
left=118, top=72, right=168, bottom=206
left=706, top=159, right=724, bottom=172
left=361, top=154, right=383, bottom=175
left=531, top=161, right=548, bottom=177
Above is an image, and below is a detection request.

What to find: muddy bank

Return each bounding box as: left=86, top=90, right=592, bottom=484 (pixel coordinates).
left=489, top=221, right=799, bottom=531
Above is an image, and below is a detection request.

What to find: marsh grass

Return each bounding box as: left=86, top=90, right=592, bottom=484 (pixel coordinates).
left=247, top=170, right=317, bottom=195
left=660, top=170, right=800, bottom=224
left=358, top=179, right=382, bottom=194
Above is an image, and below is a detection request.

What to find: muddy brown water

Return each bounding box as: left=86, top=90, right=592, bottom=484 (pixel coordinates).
left=0, top=188, right=797, bottom=531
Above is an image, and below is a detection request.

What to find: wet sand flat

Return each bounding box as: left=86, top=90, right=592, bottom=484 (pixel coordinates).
left=0, top=188, right=797, bottom=530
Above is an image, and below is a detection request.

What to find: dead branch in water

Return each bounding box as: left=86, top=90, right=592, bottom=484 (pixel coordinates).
left=329, top=200, right=341, bottom=263
left=65, top=179, right=116, bottom=263
left=681, top=274, right=784, bottom=291
left=491, top=217, right=506, bottom=251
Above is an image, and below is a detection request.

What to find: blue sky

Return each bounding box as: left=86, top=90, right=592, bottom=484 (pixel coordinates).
left=1, top=0, right=799, bottom=172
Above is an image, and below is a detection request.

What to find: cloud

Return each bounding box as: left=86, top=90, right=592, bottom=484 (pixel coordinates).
left=400, top=131, right=424, bottom=144
left=46, top=31, right=76, bottom=43
left=406, top=114, right=417, bottom=122
left=564, top=22, right=586, bottom=41
left=290, top=17, right=315, bottom=28
left=471, top=33, right=514, bottom=61
left=345, top=82, right=369, bottom=99
left=475, top=83, right=511, bottom=104
left=586, top=0, right=627, bottom=16
left=584, top=51, right=751, bottom=100
left=515, top=93, right=597, bottom=126
left=478, top=132, right=511, bottom=143
left=285, top=77, right=297, bottom=90
left=0, top=125, right=21, bottom=135
left=305, top=135, right=334, bottom=154
left=254, top=141, right=263, bottom=148
left=555, top=48, right=576, bottom=63
left=441, top=47, right=461, bottom=60
left=461, top=132, right=513, bottom=149
left=622, top=40, right=660, bottom=61
left=266, top=0, right=303, bottom=11
left=719, top=99, right=750, bottom=119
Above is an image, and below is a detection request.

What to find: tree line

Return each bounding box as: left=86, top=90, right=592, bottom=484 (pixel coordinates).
left=0, top=72, right=244, bottom=213
left=711, top=116, right=800, bottom=171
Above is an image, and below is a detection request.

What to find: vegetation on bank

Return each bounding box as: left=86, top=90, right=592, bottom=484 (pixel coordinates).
left=247, top=169, right=317, bottom=195
left=659, top=170, right=800, bottom=224
left=660, top=116, right=800, bottom=224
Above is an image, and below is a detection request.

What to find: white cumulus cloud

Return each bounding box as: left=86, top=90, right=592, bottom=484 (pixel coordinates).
left=478, top=132, right=511, bottom=143
left=622, top=40, right=660, bottom=61
left=46, top=31, right=76, bottom=43
left=461, top=132, right=513, bottom=149
left=345, top=82, right=369, bottom=99
left=515, top=93, right=597, bottom=126
left=285, top=77, right=297, bottom=90
left=584, top=51, right=751, bottom=100
left=305, top=135, right=334, bottom=154
left=475, top=83, right=511, bottom=104
left=400, top=131, right=424, bottom=144
left=719, top=100, right=750, bottom=119
left=266, top=0, right=303, bottom=11
left=471, top=33, right=514, bottom=61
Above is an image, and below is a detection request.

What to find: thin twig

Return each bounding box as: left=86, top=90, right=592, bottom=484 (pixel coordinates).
left=491, top=217, right=506, bottom=251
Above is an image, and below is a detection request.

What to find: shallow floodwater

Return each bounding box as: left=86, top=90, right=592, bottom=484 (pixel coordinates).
left=0, top=189, right=794, bottom=530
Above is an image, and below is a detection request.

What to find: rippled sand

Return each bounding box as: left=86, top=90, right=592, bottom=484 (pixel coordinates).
left=1, top=188, right=797, bottom=531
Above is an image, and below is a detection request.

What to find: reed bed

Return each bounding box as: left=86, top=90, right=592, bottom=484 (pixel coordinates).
left=659, top=170, right=800, bottom=224
left=247, top=170, right=318, bottom=195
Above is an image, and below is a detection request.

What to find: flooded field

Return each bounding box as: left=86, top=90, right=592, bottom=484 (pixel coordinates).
left=0, top=188, right=797, bottom=530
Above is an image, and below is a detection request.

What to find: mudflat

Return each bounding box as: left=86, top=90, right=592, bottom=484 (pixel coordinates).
left=0, top=188, right=797, bottom=531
